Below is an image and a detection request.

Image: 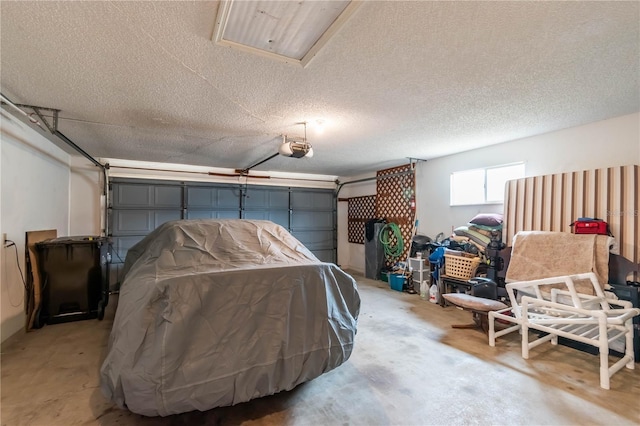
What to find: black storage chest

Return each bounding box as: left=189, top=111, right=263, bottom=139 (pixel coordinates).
left=36, top=236, right=110, bottom=325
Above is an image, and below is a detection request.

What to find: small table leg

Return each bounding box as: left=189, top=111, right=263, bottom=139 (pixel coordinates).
left=450, top=312, right=490, bottom=333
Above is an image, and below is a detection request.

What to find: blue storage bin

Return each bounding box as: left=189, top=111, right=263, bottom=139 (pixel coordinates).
left=389, top=274, right=405, bottom=291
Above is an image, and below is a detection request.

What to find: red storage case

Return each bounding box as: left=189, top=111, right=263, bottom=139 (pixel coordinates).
left=572, top=220, right=609, bottom=235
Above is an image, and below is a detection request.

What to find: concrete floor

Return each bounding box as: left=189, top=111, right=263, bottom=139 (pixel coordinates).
left=2, top=273, right=639, bottom=426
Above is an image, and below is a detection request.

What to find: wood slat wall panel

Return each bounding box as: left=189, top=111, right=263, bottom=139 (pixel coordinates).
left=504, top=165, right=639, bottom=264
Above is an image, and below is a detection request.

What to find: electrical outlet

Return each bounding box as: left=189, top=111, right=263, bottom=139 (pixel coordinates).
left=2, top=233, right=7, bottom=245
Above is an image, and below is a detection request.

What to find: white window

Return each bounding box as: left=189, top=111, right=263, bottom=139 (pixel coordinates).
left=450, top=163, right=524, bottom=206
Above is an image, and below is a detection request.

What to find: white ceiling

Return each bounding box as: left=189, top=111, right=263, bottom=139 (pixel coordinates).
left=1, top=1, right=638, bottom=177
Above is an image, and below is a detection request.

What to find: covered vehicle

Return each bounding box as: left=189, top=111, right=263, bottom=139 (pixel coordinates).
left=100, top=219, right=360, bottom=416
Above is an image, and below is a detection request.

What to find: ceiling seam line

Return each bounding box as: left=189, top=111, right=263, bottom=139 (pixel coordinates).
left=107, top=0, right=267, bottom=124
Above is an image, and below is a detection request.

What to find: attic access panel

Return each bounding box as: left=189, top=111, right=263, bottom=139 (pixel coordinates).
left=213, top=0, right=360, bottom=67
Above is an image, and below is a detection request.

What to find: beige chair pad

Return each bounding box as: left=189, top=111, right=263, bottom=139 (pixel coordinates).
left=443, top=293, right=508, bottom=312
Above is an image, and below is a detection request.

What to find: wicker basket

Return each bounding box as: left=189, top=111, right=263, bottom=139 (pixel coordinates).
left=443, top=254, right=480, bottom=280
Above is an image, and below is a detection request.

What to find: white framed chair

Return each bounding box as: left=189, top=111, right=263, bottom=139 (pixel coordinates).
left=488, top=272, right=640, bottom=389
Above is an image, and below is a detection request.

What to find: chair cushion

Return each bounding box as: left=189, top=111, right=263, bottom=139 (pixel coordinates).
left=443, top=293, right=508, bottom=312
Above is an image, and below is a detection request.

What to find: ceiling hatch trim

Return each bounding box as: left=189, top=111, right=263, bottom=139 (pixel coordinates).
left=213, top=0, right=362, bottom=67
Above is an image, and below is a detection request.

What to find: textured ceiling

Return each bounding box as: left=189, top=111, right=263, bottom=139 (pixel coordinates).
left=1, top=1, right=638, bottom=177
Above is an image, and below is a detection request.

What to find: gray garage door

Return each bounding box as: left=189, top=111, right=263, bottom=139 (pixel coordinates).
left=108, top=179, right=336, bottom=287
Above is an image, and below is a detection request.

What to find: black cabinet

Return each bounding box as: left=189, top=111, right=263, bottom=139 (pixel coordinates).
left=608, top=283, right=640, bottom=362
left=36, top=236, right=110, bottom=325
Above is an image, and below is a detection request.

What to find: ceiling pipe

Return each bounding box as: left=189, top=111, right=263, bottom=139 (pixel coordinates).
left=335, top=158, right=426, bottom=197
left=53, top=129, right=104, bottom=170
left=1, top=93, right=38, bottom=123
left=239, top=152, right=280, bottom=175
left=335, top=168, right=414, bottom=197
left=1, top=93, right=104, bottom=170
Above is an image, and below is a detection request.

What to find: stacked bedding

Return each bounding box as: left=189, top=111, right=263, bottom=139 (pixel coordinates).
left=452, top=213, right=503, bottom=254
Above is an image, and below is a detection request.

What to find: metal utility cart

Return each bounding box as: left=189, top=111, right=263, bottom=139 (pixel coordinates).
left=36, top=236, right=110, bottom=326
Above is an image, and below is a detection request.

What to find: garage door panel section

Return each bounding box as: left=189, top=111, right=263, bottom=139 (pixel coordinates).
left=244, top=187, right=289, bottom=209
left=291, top=211, right=333, bottom=229
left=155, top=186, right=183, bottom=207
left=289, top=188, right=335, bottom=263
left=311, top=249, right=335, bottom=263
left=290, top=190, right=333, bottom=209
left=291, top=229, right=334, bottom=250
left=112, top=183, right=182, bottom=208
left=110, top=180, right=336, bottom=273
left=187, top=210, right=241, bottom=220
left=112, top=210, right=182, bottom=235
left=187, top=186, right=240, bottom=209
left=112, top=210, right=151, bottom=234
left=113, top=184, right=152, bottom=207
left=155, top=210, right=183, bottom=226
left=111, top=235, right=146, bottom=260
left=290, top=229, right=335, bottom=263
left=243, top=210, right=289, bottom=228
left=108, top=234, right=147, bottom=288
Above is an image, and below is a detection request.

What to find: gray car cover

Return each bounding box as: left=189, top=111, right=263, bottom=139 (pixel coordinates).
left=100, top=219, right=360, bottom=416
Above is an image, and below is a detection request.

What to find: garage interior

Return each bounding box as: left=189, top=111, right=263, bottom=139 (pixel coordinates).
left=1, top=1, right=640, bottom=425
left=2, top=275, right=639, bottom=426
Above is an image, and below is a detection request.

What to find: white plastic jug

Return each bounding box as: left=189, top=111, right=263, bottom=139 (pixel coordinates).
left=420, top=280, right=428, bottom=299
left=429, top=283, right=439, bottom=304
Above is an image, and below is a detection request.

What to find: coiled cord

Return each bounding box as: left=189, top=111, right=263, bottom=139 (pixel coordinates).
left=379, top=223, right=404, bottom=261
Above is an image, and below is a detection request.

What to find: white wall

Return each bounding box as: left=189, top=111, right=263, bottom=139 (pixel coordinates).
left=339, top=112, right=640, bottom=273
left=69, top=156, right=104, bottom=236
left=1, top=113, right=71, bottom=342
left=417, top=112, right=639, bottom=240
